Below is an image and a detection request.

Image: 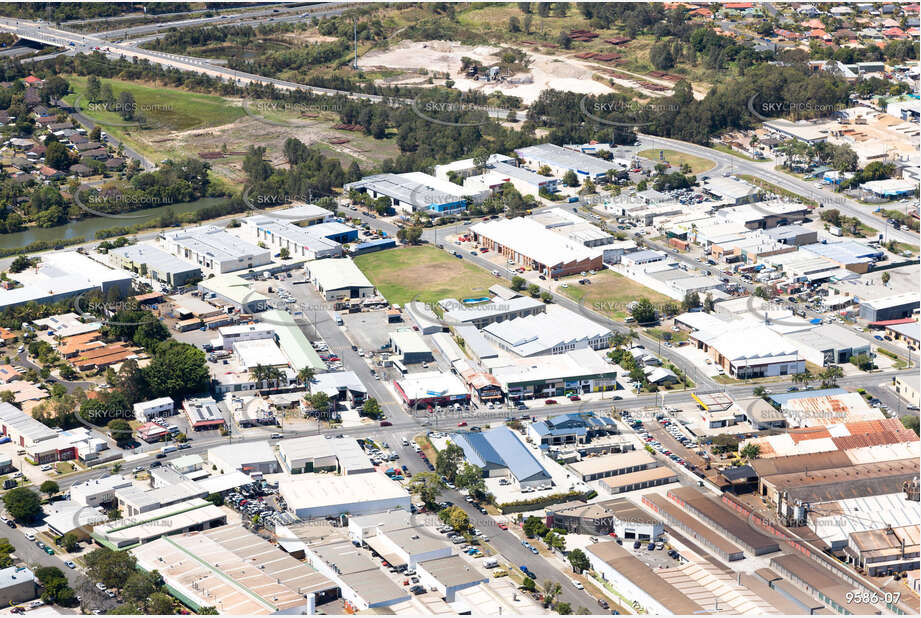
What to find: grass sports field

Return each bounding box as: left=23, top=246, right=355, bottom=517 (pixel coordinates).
left=561, top=270, right=670, bottom=321
left=637, top=149, right=715, bottom=174
left=354, top=245, right=499, bottom=306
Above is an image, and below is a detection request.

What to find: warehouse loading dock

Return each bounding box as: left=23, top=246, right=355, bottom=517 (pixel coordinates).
left=667, top=487, right=780, bottom=556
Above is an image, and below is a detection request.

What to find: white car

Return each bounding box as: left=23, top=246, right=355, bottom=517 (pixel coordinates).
left=570, top=580, right=584, bottom=590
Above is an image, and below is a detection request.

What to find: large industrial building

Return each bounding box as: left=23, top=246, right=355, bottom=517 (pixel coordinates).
left=489, top=348, right=619, bottom=399
left=241, top=214, right=344, bottom=260
left=450, top=426, right=552, bottom=489
left=470, top=217, right=603, bottom=279
left=161, top=225, right=272, bottom=274
left=462, top=159, right=559, bottom=197
left=0, top=251, right=133, bottom=312
left=585, top=541, right=705, bottom=615
left=131, top=524, right=338, bottom=614
left=482, top=305, right=612, bottom=357
left=306, top=258, right=376, bottom=301
left=279, top=472, right=412, bottom=519
left=277, top=435, right=374, bottom=475
left=515, top=143, right=619, bottom=181
left=690, top=323, right=805, bottom=379
left=345, top=172, right=483, bottom=214
left=859, top=293, right=920, bottom=322
left=784, top=324, right=871, bottom=366
left=109, top=244, right=202, bottom=288
left=393, top=371, right=469, bottom=408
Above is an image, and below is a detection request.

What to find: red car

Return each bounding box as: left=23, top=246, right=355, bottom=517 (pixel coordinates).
left=568, top=395, right=581, bottom=401
left=458, top=421, right=468, bottom=427
left=497, top=523, right=508, bottom=530
left=545, top=399, right=557, bottom=405
left=380, top=421, right=392, bottom=427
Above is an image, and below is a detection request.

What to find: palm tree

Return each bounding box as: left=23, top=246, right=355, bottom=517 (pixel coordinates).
left=297, top=366, right=315, bottom=386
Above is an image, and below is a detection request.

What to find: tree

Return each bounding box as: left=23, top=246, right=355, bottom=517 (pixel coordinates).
left=821, top=364, right=843, bottom=387
left=542, top=580, right=562, bottom=607
left=557, top=31, right=572, bottom=49
left=308, top=391, right=331, bottom=416
left=60, top=532, right=79, bottom=553
left=397, top=225, right=423, bottom=245
left=753, top=386, right=768, bottom=398
left=142, top=340, right=209, bottom=400
left=703, top=293, right=714, bottom=313
left=540, top=291, right=553, bottom=303
left=436, top=442, right=464, bottom=482
left=9, top=255, right=34, bottom=273
left=455, top=463, right=488, bottom=500
left=511, top=275, right=526, bottom=291
left=107, top=418, right=132, bottom=444
left=849, top=353, right=874, bottom=371
left=569, top=548, right=590, bottom=573
left=361, top=397, right=382, bottom=419
left=147, top=592, right=175, bottom=615
left=35, top=566, right=75, bottom=605
left=198, top=608, right=219, bottom=615
left=740, top=443, right=761, bottom=460
left=86, top=75, right=101, bottom=102
left=0, top=538, right=13, bottom=568
left=116, top=91, right=136, bottom=121
left=297, top=366, right=315, bottom=385
left=681, top=291, right=701, bottom=312
left=521, top=577, right=536, bottom=591
left=407, top=471, right=444, bottom=509
left=279, top=247, right=290, bottom=260
left=44, top=140, right=71, bottom=171
left=123, top=570, right=163, bottom=610
left=2, top=487, right=41, bottom=521
left=84, top=547, right=137, bottom=590
left=881, top=272, right=891, bottom=285
left=901, top=415, right=919, bottom=436
left=562, top=170, right=579, bottom=187
left=523, top=516, right=548, bottom=539
left=556, top=602, right=573, bottom=615
left=630, top=298, right=657, bottom=325
left=444, top=505, right=469, bottom=532
left=40, top=480, right=59, bottom=497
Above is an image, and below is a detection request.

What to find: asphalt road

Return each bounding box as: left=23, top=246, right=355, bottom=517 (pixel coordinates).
left=634, top=133, right=919, bottom=246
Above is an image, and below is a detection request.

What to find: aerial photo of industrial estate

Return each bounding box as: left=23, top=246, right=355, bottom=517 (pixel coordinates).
left=0, top=0, right=915, bottom=616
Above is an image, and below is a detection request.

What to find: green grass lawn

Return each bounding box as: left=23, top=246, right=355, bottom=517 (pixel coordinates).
left=710, top=144, right=762, bottom=162
left=65, top=75, right=245, bottom=132
left=637, top=149, right=715, bottom=174
left=560, top=270, right=671, bottom=321
left=354, top=245, right=499, bottom=306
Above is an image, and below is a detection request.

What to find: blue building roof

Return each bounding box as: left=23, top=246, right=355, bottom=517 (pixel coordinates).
left=354, top=238, right=396, bottom=251
left=769, top=388, right=847, bottom=406
left=452, top=427, right=550, bottom=483
left=452, top=431, right=503, bottom=470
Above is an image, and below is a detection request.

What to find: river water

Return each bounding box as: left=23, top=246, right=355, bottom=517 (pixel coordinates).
left=0, top=197, right=231, bottom=250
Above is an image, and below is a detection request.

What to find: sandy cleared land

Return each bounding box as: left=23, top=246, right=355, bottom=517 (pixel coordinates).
left=359, top=40, right=616, bottom=104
